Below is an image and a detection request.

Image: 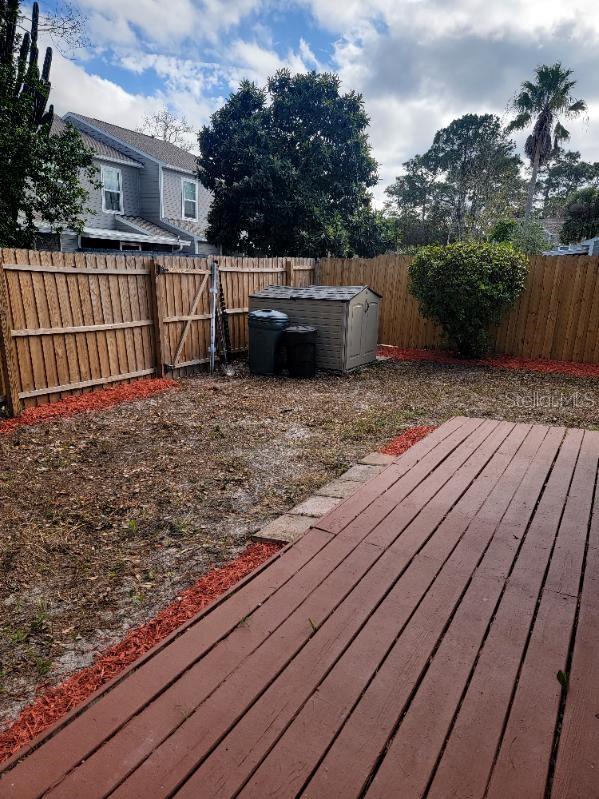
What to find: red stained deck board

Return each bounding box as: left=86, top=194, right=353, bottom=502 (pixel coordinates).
left=304, top=424, right=569, bottom=799
left=240, top=425, right=561, bottom=799
left=48, top=419, right=504, bottom=799
left=1, top=417, right=598, bottom=799
left=550, top=457, right=599, bottom=799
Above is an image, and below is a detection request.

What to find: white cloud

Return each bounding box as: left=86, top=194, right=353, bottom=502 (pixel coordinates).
left=77, top=0, right=263, bottom=47
left=49, top=50, right=163, bottom=127
left=313, top=0, right=599, bottom=205
left=305, top=0, right=599, bottom=38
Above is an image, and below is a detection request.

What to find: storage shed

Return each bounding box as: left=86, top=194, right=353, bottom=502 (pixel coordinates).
left=249, top=285, right=381, bottom=372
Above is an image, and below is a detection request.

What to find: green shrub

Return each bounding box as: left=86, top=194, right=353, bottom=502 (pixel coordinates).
left=490, top=218, right=549, bottom=254
left=409, top=242, right=528, bottom=357
left=490, top=219, right=518, bottom=242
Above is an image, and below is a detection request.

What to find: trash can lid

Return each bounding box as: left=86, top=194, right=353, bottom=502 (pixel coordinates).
left=284, top=325, right=318, bottom=343
left=248, top=309, right=289, bottom=329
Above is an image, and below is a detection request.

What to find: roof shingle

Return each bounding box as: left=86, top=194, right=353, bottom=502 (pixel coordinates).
left=51, top=116, right=143, bottom=168
left=66, top=114, right=198, bottom=173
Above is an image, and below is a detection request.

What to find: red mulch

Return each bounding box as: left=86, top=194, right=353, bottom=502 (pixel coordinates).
left=379, top=425, right=437, bottom=456
left=378, top=346, right=599, bottom=379
left=0, top=378, right=178, bottom=435
left=0, top=540, right=282, bottom=765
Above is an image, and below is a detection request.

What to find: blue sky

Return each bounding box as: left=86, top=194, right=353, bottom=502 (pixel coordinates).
left=41, top=0, right=599, bottom=205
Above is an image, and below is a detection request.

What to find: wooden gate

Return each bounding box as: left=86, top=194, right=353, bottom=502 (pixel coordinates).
left=0, top=250, right=316, bottom=415
left=153, top=259, right=212, bottom=374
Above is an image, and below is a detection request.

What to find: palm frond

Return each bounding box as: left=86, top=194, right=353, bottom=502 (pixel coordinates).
left=568, top=99, right=586, bottom=114
left=506, top=111, right=531, bottom=132
left=553, top=121, right=570, bottom=141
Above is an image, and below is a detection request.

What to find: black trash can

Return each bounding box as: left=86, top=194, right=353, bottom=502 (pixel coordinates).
left=284, top=326, right=318, bottom=378
left=248, top=309, right=289, bottom=375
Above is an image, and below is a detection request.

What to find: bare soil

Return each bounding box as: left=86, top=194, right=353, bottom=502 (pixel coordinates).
left=1, top=358, right=598, bottom=726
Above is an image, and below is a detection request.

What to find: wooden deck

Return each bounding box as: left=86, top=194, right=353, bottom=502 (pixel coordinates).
left=2, top=416, right=598, bottom=799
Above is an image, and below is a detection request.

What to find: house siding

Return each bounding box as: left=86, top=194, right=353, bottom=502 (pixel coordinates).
left=84, top=159, right=141, bottom=229
left=139, top=160, right=162, bottom=224
left=62, top=115, right=216, bottom=255
left=162, top=168, right=211, bottom=235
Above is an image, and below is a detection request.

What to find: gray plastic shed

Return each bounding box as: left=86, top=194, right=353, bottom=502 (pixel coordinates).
left=249, top=285, right=381, bottom=372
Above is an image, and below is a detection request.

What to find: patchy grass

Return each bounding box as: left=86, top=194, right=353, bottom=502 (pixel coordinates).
left=1, top=357, right=598, bottom=726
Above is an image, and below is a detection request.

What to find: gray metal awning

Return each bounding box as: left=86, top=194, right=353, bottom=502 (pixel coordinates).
left=81, top=226, right=191, bottom=246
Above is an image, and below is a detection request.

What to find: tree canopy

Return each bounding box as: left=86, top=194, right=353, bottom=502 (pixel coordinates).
left=561, top=187, right=599, bottom=243
left=198, top=69, right=385, bottom=257
left=385, top=114, right=524, bottom=247
left=538, top=150, right=599, bottom=218
left=0, top=0, right=96, bottom=248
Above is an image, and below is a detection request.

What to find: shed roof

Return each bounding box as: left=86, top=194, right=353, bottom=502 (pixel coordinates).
left=249, top=285, right=381, bottom=301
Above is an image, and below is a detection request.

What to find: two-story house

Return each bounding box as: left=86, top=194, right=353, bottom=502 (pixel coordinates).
left=39, top=114, right=219, bottom=256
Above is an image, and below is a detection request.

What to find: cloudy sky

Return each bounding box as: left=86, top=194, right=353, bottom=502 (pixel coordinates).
left=41, top=0, right=599, bottom=204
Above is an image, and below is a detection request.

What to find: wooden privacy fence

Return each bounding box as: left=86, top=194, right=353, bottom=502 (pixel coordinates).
left=0, top=250, right=315, bottom=415
left=320, top=253, right=599, bottom=364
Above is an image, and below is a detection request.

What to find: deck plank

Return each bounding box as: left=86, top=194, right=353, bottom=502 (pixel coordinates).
left=238, top=425, right=559, bottom=799
left=550, top=435, right=599, bottom=799
left=1, top=418, right=597, bottom=799
left=2, top=419, right=472, bottom=799
left=426, top=428, right=596, bottom=799
left=308, top=426, right=577, bottom=799
left=55, top=420, right=501, bottom=798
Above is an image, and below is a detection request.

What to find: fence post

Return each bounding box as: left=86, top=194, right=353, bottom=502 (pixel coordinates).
left=0, top=264, right=22, bottom=416
left=284, top=258, right=293, bottom=287
left=148, top=261, right=166, bottom=377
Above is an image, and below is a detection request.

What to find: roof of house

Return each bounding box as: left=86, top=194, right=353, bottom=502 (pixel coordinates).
left=65, top=114, right=198, bottom=173
left=163, top=217, right=208, bottom=239
left=51, top=116, right=143, bottom=168
left=115, top=216, right=190, bottom=244
left=80, top=223, right=189, bottom=246
left=250, top=285, right=382, bottom=301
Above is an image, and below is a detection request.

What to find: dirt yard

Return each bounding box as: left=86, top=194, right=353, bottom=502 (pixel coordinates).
left=1, top=358, right=598, bottom=726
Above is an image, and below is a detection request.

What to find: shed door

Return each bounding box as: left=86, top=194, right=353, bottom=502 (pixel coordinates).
left=347, top=301, right=365, bottom=369
left=346, top=296, right=379, bottom=370
left=363, top=297, right=379, bottom=358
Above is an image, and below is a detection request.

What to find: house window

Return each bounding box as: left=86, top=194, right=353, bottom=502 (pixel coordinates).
left=182, top=179, right=197, bottom=220
left=102, top=167, right=123, bottom=213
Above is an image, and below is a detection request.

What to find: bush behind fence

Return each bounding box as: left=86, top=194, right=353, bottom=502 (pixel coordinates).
left=320, top=254, right=599, bottom=365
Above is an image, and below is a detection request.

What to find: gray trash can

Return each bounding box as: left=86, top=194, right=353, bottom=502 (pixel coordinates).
left=248, top=309, right=289, bottom=375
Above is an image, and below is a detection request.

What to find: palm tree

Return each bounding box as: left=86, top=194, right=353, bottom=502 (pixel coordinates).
left=508, top=63, right=586, bottom=220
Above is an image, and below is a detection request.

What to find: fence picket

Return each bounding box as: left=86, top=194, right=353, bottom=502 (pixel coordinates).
left=319, top=254, right=599, bottom=364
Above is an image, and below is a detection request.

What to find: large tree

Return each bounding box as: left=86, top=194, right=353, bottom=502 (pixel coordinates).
left=428, top=114, right=524, bottom=241
left=198, top=70, right=380, bottom=257
left=561, top=187, right=599, bottom=243
left=0, top=0, right=96, bottom=248
left=507, top=63, right=586, bottom=220
left=539, top=150, right=599, bottom=218
left=384, top=154, right=449, bottom=246
left=385, top=114, right=524, bottom=246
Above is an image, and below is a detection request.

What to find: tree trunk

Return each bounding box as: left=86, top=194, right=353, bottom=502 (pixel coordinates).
left=525, top=143, right=541, bottom=221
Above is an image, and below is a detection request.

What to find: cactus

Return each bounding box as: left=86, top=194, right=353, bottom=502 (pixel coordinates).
left=0, top=0, right=54, bottom=130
